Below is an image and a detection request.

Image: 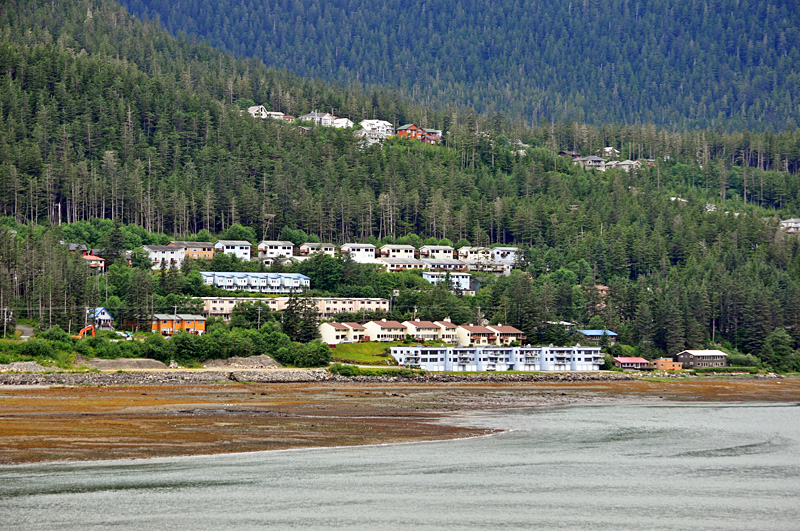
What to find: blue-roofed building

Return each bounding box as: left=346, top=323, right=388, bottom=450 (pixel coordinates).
left=87, top=307, right=114, bottom=330
left=577, top=329, right=618, bottom=345
left=200, top=272, right=310, bottom=294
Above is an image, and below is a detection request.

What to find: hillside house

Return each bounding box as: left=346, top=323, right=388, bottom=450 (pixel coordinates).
left=598, top=146, right=621, bottom=158
left=578, top=329, right=618, bottom=345
left=435, top=319, right=458, bottom=343
left=423, top=271, right=472, bottom=291
left=213, top=240, right=251, bottom=261
left=82, top=253, right=105, bottom=274
left=419, top=245, right=454, bottom=260
left=379, top=244, right=415, bottom=259
left=200, top=272, right=310, bottom=294
left=364, top=319, right=407, bottom=342
left=491, top=246, right=518, bottom=263
left=358, top=119, right=394, bottom=142
left=377, top=258, right=425, bottom=272
left=780, top=219, right=800, bottom=233
left=396, top=124, right=425, bottom=140
left=420, top=258, right=468, bottom=271
left=298, top=243, right=336, bottom=257
left=457, top=246, right=492, bottom=262
left=298, top=112, right=335, bottom=126
left=403, top=320, right=441, bottom=342
left=257, top=240, right=295, bottom=261
left=87, top=307, right=114, bottom=330
left=340, top=243, right=377, bottom=263
left=486, top=324, right=526, bottom=345
left=333, top=117, right=354, bottom=128
left=573, top=156, right=607, bottom=171
left=456, top=325, right=495, bottom=346
left=168, top=241, right=214, bottom=261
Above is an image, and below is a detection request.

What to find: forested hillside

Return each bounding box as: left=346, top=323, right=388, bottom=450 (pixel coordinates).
left=3, top=0, right=800, bottom=367
left=118, top=0, right=800, bottom=129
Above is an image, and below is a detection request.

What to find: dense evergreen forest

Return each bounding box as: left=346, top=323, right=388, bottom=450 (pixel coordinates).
left=2, top=0, right=800, bottom=368
left=118, top=0, right=800, bottom=130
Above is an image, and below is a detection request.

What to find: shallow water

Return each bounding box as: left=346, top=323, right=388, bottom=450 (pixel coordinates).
left=2, top=402, right=799, bottom=530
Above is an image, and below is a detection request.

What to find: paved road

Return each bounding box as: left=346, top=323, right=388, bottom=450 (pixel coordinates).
left=15, top=324, right=34, bottom=341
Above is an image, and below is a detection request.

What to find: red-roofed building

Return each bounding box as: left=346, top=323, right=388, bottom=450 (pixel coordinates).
left=403, top=320, right=441, bottom=341
left=486, top=324, right=526, bottom=345
left=364, top=319, right=407, bottom=342
left=82, top=254, right=105, bottom=274
left=341, top=322, right=367, bottom=343
left=456, top=324, right=496, bottom=346
left=613, top=356, right=650, bottom=369
left=435, top=319, right=458, bottom=343
left=319, top=322, right=350, bottom=345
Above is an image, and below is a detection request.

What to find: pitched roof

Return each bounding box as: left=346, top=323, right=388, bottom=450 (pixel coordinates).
left=487, top=325, right=524, bottom=334
left=367, top=320, right=406, bottom=329
left=613, top=357, right=649, bottom=363
left=679, top=349, right=727, bottom=357
left=342, top=322, right=367, bottom=330
left=215, top=240, right=252, bottom=246
left=578, top=329, right=618, bottom=336
left=403, top=320, right=439, bottom=328
left=434, top=320, right=457, bottom=329
left=324, top=322, right=349, bottom=330
left=459, top=325, right=494, bottom=334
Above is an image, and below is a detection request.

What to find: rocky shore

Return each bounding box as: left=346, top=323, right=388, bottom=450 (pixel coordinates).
left=0, top=368, right=639, bottom=386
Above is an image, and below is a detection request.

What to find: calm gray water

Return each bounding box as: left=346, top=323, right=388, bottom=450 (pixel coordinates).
left=2, top=402, right=800, bottom=530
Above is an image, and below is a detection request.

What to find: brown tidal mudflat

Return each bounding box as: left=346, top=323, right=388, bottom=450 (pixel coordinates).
left=1, top=376, right=799, bottom=465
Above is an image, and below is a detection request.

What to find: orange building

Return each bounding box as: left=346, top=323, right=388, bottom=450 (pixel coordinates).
left=151, top=314, right=207, bottom=335
left=648, top=357, right=683, bottom=371
left=168, top=241, right=215, bottom=261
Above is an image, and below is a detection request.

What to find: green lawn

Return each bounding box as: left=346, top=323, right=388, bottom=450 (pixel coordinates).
left=330, top=340, right=449, bottom=365
left=330, top=341, right=399, bottom=365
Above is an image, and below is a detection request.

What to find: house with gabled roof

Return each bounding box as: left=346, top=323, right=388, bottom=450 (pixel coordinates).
left=455, top=324, right=496, bottom=346
left=298, top=112, right=335, bottom=126
left=214, top=240, right=251, bottom=261
left=340, top=243, right=377, bottom=263
left=613, top=356, right=649, bottom=369
left=578, top=329, right=618, bottom=345
left=435, top=319, right=458, bottom=343
left=87, top=307, right=114, bottom=330
left=403, top=320, right=441, bottom=342
left=364, top=319, right=407, bottom=342
left=674, top=349, right=727, bottom=368
left=298, top=242, right=336, bottom=257
left=419, top=245, right=454, bottom=260
left=486, top=324, right=526, bottom=345
left=257, top=240, right=295, bottom=261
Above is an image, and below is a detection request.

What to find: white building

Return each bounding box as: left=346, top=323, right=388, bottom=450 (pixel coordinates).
left=319, top=322, right=369, bottom=345
left=363, top=319, right=407, bottom=342
left=419, top=245, right=454, bottom=260
left=298, top=112, right=336, bottom=126
left=298, top=242, right=336, bottom=257
left=359, top=119, right=394, bottom=139
left=333, top=117, right=354, bottom=128
left=340, top=243, right=377, bottom=263
left=420, top=258, right=468, bottom=271
left=423, top=271, right=471, bottom=291
left=402, top=320, right=442, bottom=341
left=457, top=246, right=492, bottom=262
left=780, top=218, right=800, bottom=233
left=390, top=345, right=603, bottom=372
left=214, top=240, right=251, bottom=261
left=257, top=240, right=295, bottom=261
left=143, top=245, right=185, bottom=270
left=378, top=244, right=415, bottom=259
left=200, top=272, right=310, bottom=294
left=491, top=246, right=518, bottom=263
left=201, top=296, right=389, bottom=320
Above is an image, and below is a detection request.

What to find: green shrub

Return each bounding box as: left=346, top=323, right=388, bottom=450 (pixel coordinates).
left=692, top=366, right=760, bottom=374
left=38, top=325, right=70, bottom=342
left=18, top=339, right=54, bottom=358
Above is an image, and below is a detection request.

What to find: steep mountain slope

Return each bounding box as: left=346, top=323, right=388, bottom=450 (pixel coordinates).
left=119, top=0, right=800, bottom=130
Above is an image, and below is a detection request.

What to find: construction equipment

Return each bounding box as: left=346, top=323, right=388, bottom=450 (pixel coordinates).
left=72, top=325, right=95, bottom=339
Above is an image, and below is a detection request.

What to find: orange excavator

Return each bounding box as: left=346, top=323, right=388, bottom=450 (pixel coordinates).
left=71, top=325, right=95, bottom=339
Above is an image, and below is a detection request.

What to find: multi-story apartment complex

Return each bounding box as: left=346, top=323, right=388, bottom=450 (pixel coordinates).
left=200, top=272, right=310, bottom=294
left=390, top=345, right=604, bottom=372
left=202, top=296, right=389, bottom=321
left=143, top=245, right=185, bottom=270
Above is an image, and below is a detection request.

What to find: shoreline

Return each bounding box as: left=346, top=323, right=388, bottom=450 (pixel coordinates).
left=1, top=375, right=799, bottom=466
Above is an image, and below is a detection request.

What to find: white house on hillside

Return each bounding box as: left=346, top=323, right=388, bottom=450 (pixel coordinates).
left=419, top=245, right=454, bottom=259
left=298, top=112, right=335, bottom=126
left=333, top=117, right=354, bottom=128
left=213, top=240, right=252, bottom=261
left=143, top=245, right=185, bottom=270
left=257, top=240, right=295, bottom=261
left=340, top=243, right=377, bottom=263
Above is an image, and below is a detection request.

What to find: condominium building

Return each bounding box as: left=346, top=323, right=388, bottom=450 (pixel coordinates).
left=200, top=272, right=310, bottom=294
left=390, top=345, right=604, bottom=372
